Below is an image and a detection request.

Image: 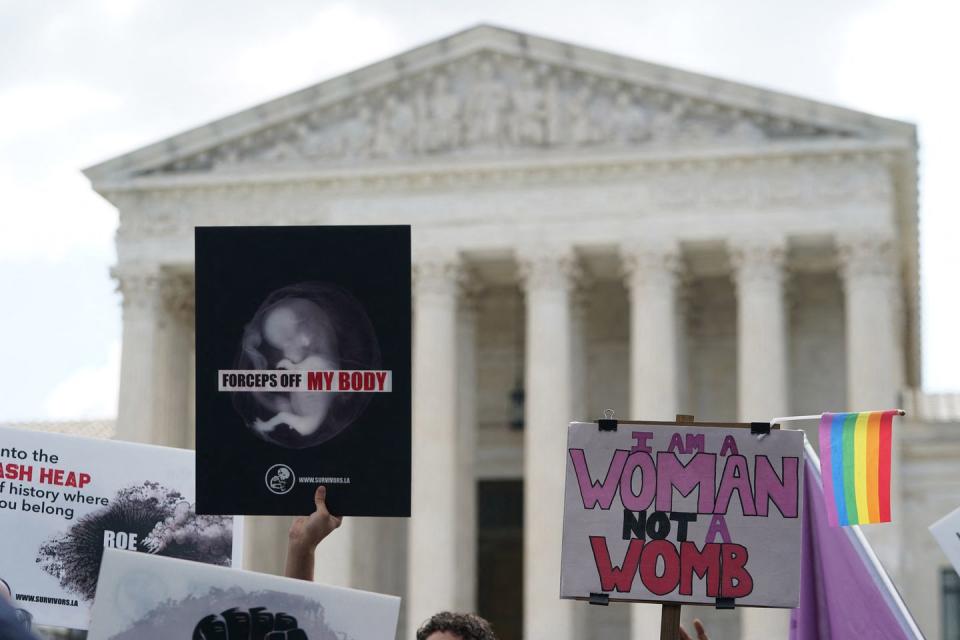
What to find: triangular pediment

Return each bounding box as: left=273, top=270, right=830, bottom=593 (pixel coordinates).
left=85, top=25, right=914, bottom=182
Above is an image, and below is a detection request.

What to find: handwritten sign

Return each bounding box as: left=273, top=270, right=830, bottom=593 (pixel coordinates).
left=88, top=549, right=400, bottom=640
left=930, top=505, right=960, bottom=576
left=560, top=422, right=804, bottom=607
left=0, top=426, right=244, bottom=629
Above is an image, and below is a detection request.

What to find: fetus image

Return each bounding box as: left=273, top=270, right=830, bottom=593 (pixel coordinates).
left=233, top=282, right=381, bottom=449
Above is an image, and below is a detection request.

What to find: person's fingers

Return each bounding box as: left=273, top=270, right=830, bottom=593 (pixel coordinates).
left=678, top=625, right=692, bottom=640
left=314, top=485, right=327, bottom=510
left=693, top=619, right=708, bottom=640
left=331, top=515, right=343, bottom=529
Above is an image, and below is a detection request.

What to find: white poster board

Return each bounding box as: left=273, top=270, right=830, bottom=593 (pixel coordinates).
left=0, top=426, right=244, bottom=629
left=560, top=422, right=804, bottom=607
left=88, top=549, right=400, bottom=640
left=930, top=505, right=960, bottom=576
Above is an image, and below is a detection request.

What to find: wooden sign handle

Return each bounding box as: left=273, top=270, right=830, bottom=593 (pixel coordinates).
left=659, top=414, right=694, bottom=640
left=660, top=602, right=683, bottom=640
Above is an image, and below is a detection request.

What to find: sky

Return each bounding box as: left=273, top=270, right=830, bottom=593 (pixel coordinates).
left=0, top=0, right=957, bottom=422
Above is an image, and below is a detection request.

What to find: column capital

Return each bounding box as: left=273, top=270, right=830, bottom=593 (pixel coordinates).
left=458, top=271, right=485, bottom=316
left=413, top=253, right=463, bottom=299
left=517, top=247, right=580, bottom=293
left=619, top=242, right=680, bottom=290
left=837, top=233, right=897, bottom=283
left=111, top=263, right=162, bottom=312
left=730, top=238, right=787, bottom=290
left=161, top=271, right=195, bottom=323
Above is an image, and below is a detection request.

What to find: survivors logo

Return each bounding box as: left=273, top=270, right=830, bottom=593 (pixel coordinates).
left=265, top=465, right=295, bottom=495
left=193, top=607, right=307, bottom=640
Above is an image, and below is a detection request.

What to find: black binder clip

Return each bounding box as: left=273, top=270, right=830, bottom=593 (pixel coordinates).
left=750, top=422, right=771, bottom=436
left=589, top=592, right=610, bottom=606
left=598, top=409, right=618, bottom=432
left=715, top=597, right=736, bottom=610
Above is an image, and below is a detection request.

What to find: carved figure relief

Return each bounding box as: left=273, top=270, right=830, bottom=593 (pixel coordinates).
left=151, top=52, right=853, bottom=174
left=420, top=73, right=462, bottom=152
left=509, top=67, right=546, bottom=146
left=465, top=59, right=509, bottom=148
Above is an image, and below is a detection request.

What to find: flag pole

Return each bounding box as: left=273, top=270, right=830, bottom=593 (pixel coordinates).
left=771, top=410, right=905, bottom=427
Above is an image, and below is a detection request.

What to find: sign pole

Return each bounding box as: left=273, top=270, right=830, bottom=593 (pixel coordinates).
left=658, top=414, right=695, bottom=640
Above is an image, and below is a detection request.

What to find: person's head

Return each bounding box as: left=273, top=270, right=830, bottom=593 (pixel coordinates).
left=416, top=612, right=497, bottom=640
left=0, top=578, right=11, bottom=602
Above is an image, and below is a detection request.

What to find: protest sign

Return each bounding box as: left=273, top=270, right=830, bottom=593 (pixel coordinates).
left=88, top=548, right=400, bottom=640
left=930, top=505, right=960, bottom=576
left=560, top=421, right=804, bottom=607
left=195, top=226, right=411, bottom=516
left=0, top=426, right=243, bottom=629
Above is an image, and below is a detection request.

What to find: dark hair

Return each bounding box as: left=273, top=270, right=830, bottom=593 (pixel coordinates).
left=416, top=612, right=497, bottom=640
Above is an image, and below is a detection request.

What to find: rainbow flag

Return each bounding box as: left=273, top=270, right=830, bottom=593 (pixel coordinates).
left=819, top=411, right=899, bottom=527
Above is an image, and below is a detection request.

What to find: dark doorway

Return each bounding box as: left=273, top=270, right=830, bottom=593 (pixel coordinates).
left=477, top=480, right=523, bottom=640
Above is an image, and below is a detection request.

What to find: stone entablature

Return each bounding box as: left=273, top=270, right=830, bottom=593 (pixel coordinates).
left=107, top=149, right=898, bottom=243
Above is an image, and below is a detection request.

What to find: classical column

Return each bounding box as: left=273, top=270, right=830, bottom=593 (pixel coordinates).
left=731, top=239, right=791, bottom=640
left=621, top=243, right=681, bottom=639
left=732, top=240, right=789, bottom=421
left=455, top=283, right=480, bottom=612
left=839, top=234, right=904, bottom=579
left=570, top=283, right=590, bottom=423
left=154, top=271, right=194, bottom=448
left=112, top=264, right=162, bottom=444
left=407, top=254, right=462, bottom=638
left=518, top=248, right=581, bottom=640
left=622, top=243, right=681, bottom=420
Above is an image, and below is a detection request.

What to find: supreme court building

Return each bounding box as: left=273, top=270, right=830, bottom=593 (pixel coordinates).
left=82, top=25, right=960, bottom=640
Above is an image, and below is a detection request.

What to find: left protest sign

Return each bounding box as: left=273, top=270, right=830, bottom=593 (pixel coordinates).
left=560, top=421, right=803, bottom=607
left=0, top=426, right=244, bottom=630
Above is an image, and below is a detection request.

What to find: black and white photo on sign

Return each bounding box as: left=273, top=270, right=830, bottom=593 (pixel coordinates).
left=231, top=281, right=382, bottom=449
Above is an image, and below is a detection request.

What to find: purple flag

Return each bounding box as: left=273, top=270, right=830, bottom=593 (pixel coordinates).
left=790, top=443, right=922, bottom=639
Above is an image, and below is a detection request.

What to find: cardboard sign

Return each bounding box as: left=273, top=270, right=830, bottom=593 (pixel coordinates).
left=930, top=505, right=960, bottom=576
left=88, top=548, right=400, bottom=640
left=0, top=426, right=243, bottom=629
left=195, top=226, right=411, bottom=516
left=560, top=422, right=804, bottom=607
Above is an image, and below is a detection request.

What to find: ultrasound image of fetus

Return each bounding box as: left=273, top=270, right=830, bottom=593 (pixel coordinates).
left=234, top=282, right=381, bottom=449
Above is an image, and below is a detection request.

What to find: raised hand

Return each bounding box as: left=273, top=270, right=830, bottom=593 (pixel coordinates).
left=679, top=619, right=709, bottom=640
left=284, top=486, right=343, bottom=581
left=288, top=486, right=342, bottom=550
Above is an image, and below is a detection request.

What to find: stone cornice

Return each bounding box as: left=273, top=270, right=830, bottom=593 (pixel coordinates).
left=94, top=138, right=907, bottom=198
